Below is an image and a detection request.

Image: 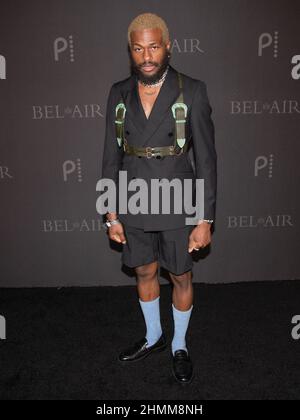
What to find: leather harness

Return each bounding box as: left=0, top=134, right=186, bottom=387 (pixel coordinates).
left=115, top=72, right=188, bottom=159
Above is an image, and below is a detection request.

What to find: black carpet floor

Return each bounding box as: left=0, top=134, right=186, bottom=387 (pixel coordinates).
left=0, top=280, right=299, bottom=400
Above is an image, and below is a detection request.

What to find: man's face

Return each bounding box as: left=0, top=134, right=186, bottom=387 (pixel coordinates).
left=129, top=27, right=171, bottom=84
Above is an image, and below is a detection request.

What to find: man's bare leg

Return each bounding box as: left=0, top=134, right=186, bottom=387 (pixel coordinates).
left=169, top=270, right=193, bottom=310
left=134, top=261, right=164, bottom=347
left=135, top=261, right=160, bottom=302
left=169, top=270, right=193, bottom=354
left=118, top=260, right=166, bottom=361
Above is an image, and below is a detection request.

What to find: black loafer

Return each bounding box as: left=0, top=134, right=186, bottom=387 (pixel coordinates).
left=171, top=349, right=194, bottom=384
left=118, top=333, right=167, bottom=362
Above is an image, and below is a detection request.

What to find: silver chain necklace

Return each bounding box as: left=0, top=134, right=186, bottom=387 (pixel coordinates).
left=138, top=65, right=169, bottom=88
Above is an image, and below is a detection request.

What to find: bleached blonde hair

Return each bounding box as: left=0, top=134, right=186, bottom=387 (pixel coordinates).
left=127, top=12, right=170, bottom=48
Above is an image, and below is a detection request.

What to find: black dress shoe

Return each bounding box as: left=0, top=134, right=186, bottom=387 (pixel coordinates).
left=171, top=349, right=194, bottom=384
left=118, top=333, right=167, bottom=362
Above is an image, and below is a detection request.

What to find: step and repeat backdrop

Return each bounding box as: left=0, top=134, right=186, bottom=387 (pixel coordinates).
left=0, top=0, right=299, bottom=286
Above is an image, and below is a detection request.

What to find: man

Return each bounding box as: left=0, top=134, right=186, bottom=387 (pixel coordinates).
left=101, top=12, right=217, bottom=384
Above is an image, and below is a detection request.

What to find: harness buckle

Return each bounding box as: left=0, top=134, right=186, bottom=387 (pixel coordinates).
left=146, top=147, right=154, bottom=158
left=171, top=102, right=188, bottom=119
left=115, top=102, right=126, bottom=117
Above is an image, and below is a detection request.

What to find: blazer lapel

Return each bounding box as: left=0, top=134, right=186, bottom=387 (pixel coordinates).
left=124, top=65, right=180, bottom=146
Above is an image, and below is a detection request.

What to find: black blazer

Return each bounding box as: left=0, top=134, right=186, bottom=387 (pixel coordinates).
left=101, top=64, right=217, bottom=231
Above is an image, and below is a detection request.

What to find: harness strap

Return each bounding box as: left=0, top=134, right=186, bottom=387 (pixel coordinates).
left=114, top=71, right=188, bottom=157
left=172, top=73, right=188, bottom=149
left=115, top=102, right=126, bottom=147
left=123, top=141, right=188, bottom=158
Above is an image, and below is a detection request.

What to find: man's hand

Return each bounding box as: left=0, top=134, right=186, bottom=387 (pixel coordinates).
left=108, top=223, right=127, bottom=244
left=188, top=223, right=212, bottom=252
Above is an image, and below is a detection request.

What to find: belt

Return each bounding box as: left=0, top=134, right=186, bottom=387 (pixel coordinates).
left=123, top=141, right=188, bottom=159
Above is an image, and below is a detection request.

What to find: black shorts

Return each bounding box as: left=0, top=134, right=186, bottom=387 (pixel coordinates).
left=121, top=224, right=194, bottom=275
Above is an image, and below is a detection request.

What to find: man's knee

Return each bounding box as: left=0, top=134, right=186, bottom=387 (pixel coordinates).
left=169, top=270, right=192, bottom=287
left=135, top=261, right=158, bottom=280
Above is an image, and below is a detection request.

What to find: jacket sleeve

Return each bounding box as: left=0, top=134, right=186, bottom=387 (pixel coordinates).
left=101, top=84, right=124, bottom=216
left=101, top=83, right=124, bottom=184
left=190, top=81, right=217, bottom=221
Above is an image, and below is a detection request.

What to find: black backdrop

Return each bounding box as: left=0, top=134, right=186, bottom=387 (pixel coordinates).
left=0, top=0, right=299, bottom=286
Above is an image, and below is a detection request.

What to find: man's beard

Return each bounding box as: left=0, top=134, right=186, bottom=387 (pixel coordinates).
left=130, top=51, right=171, bottom=85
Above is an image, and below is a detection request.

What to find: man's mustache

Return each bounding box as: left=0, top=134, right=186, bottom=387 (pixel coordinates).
left=140, top=62, right=158, bottom=68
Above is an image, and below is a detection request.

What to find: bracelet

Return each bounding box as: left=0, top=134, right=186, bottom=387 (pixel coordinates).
left=105, top=218, right=120, bottom=227
left=197, top=219, right=213, bottom=225
left=103, top=218, right=121, bottom=230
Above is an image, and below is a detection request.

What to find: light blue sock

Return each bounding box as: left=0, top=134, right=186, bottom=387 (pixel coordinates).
left=139, top=296, right=163, bottom=348
left=171, top=303, right=193, bottom=355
